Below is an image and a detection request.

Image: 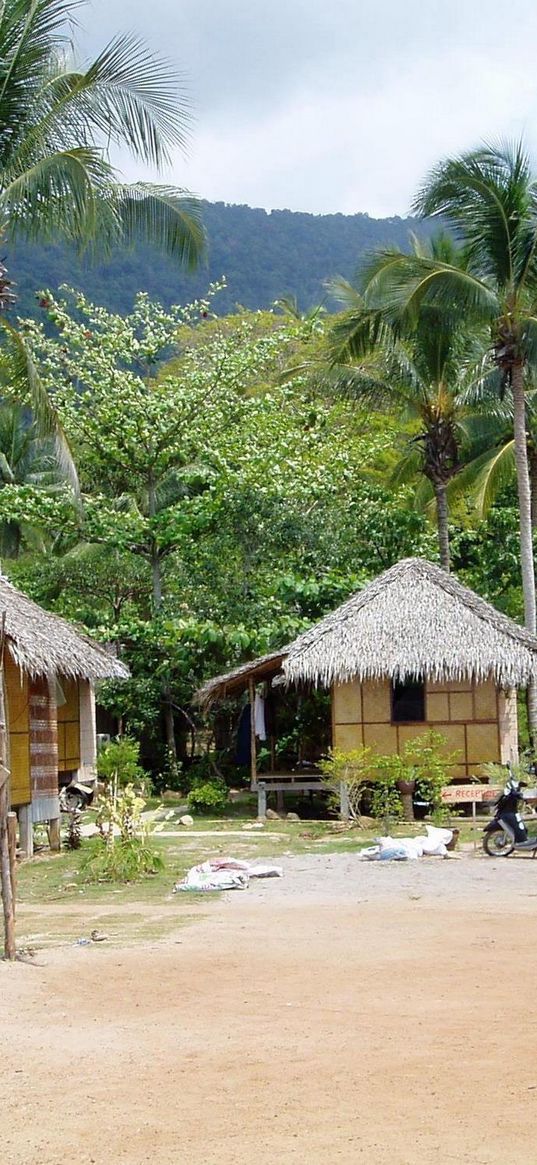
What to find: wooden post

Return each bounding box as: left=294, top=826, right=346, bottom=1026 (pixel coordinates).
left=7, top=812, right=16, bottom=920
left=248, top=677, right=257, bottom=790
left=257, top=781, right=267, bottom=819
left=48, top=817, right=61, bottom=852
left=0, top=613, right=15, bottom=960
left=339, top=780, right=350, bottom=820
left=18, top=804, right=33, bottom=859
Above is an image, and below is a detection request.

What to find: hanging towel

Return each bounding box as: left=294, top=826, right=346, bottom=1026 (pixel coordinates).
left=254, top=694, right=267, bottom=741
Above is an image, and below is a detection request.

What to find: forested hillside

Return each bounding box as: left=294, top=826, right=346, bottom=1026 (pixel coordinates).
left=7, top=201, right=429, bottom=318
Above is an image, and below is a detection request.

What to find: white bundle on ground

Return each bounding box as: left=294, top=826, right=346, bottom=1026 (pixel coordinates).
left=360, top=824, right=453, bottom=862
left=173, top=858, right=283, bottom=893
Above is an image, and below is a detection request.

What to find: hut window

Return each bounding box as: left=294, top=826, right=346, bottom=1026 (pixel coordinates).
left=391, top=680, right=425, bottom=724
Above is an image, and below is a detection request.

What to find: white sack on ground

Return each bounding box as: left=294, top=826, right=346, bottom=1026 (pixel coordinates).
left=173, top=858, right=283, bottom=893
left=360, top=825, right=453, bottom=862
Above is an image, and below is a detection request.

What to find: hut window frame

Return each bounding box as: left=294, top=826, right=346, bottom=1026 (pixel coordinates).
left=391, top=679, right=426, bottom=724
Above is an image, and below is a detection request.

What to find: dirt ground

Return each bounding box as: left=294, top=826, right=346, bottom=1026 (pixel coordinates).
left=3, top=852, right=537, bottom=1164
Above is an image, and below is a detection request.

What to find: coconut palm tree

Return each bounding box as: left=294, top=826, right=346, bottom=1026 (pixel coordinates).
left=0, top=0, right=205, bottom=483
left=363, top=144, right=537, bottom=633
left=326, top=236, right=487, bottom=571
left=353, top=143, right=537, bottom=738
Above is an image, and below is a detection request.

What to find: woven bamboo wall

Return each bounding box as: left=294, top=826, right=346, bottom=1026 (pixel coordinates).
left=332, top=677, right=502, bottom=777
left=29, top=676, right=59, bottom=814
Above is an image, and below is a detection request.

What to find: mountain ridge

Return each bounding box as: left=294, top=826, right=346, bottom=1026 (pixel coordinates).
left=7, top=199, right=431, bottom=318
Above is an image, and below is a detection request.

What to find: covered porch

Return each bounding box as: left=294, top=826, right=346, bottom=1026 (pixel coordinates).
left=197, top=650, right=349, bottom=818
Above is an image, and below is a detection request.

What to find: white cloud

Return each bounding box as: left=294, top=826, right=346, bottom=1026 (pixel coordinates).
left=84, top=0, right=537, bottom=216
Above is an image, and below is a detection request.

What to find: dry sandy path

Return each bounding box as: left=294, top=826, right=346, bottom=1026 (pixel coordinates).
left=3, top=852, right=537, bottom=1164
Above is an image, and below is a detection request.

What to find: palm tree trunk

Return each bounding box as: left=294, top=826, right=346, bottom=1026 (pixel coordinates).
left=433, top=482, right=450, bottom=572
left=511, top=363, right=537, bottom=746
left=529, top=447, right=537, bottom=530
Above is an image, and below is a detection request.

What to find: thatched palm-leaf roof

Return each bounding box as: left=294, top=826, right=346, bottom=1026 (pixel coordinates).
left=0, top=575, right=129, bottom=681
left=195, top=649, right=287, bottom=707
left=283, top=557, right=537, bottom=690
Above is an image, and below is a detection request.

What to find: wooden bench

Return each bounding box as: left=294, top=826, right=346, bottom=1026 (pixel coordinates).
left=251, top=773, right=349, bottom=818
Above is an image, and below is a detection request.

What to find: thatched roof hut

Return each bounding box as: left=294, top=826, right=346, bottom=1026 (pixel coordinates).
left=0, top=575, right=129, bottom=681
left=196, top=648, right=287, bottom=708
left=284, top=557, right=537, bottom=690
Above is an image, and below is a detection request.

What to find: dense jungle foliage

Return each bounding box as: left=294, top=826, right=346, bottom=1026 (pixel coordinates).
left=0, top=277, right=526, bottom=774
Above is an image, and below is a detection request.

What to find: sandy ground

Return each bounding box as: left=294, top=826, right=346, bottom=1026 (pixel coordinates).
left=3, top=852, right=537, bottom=1164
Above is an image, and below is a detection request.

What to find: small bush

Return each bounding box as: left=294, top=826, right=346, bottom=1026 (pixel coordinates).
left=318, top=747, right=373, bottom=821
left=97, top=736, right=149, bottom=792
left=81, top=837, right=163, bottom=883
left=187, top=778, right=228, bottom=814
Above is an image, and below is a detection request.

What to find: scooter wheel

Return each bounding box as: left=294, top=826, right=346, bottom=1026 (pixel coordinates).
left=483, top=830, right=515, bottom=857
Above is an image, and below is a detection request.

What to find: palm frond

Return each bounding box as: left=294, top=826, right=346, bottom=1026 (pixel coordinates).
left=449, top=441, right=515, bottom=516
left=0, top=318, right=79, bottom=492
left=80, top=33, right=190, bottom=164
left=105, top=183, right=205, bottom=267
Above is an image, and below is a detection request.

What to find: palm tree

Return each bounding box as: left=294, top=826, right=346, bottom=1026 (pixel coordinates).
left=355, top=143, right=537, bottom=738
left=0, top=403, right=58, bottom=556
left=326, top=236, right=486, bottom=571
left=365, top=145, right=537, bottom=629
left=0, top=0, right=205, bottom=482
left=0, top=0, right=203, bottom=261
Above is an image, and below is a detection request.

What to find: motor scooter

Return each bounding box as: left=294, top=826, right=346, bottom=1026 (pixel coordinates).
left=483, top=767, right=537, bottom=857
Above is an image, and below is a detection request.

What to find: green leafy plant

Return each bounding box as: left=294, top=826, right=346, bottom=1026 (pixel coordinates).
left=97, top=736, right=149, bottom=792
left=375, top=730, right=459, bottom=819
left=318, top=747, right=374, bottom=822
left=81, top=836, right=163, bottom=883
left=83, top=781, right=162, bottom=883
left=187, top=778, right=228, bottom=814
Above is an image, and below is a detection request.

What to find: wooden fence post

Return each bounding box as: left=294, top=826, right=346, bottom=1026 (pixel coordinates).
left=0, top=613, right=15, bottom=959
left=7, top=811, right=16, bottom=920
left=0, top=769, right=15, bottom=959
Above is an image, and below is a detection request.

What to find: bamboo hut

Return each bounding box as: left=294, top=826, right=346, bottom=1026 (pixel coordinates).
left=0, top=575, right=128, bottom=853
left=285, top=558, right=536, bottom=775
left=198, top=558, right=537, bottom=811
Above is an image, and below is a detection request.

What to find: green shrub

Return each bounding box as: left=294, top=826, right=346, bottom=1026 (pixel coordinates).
left=187, top=778, right=228, bottom=814
left=318, top=747, right=374, bottom=820
left=81, top=836, right=163, bottom=883
left=97, top=736, right=149, bottom=791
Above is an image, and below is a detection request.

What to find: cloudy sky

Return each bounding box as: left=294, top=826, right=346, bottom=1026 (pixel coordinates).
left=82, top=0, right=537, bottom=218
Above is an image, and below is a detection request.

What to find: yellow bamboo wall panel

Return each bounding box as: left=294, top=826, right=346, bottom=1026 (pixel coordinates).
left=5, top=654, right=28, bottom=729
left=466, top=722, right=500, bottom=764
left=450, top=691, right=474, bottom=721
left=363, top=723, right=398, bottom=754
left=57, top=678, right=79, bottom=722
left=447, top=764, right=469, bottom=779
left=426, top=722, right=466, bottom=760
left=474, top=682, right=498, bottom=721
left=333, top=723, right=363, bottom=752
left=362, top=681, right=391, bottom=723
left=64, top=722, right=81, bottom=765
left=9, top=732, right=30, bottom=805
left=333, top=680, right=361, bottom=724
left=57, top=676, right=80, bottom=772
left=427, top=692, right=450, bottom=721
